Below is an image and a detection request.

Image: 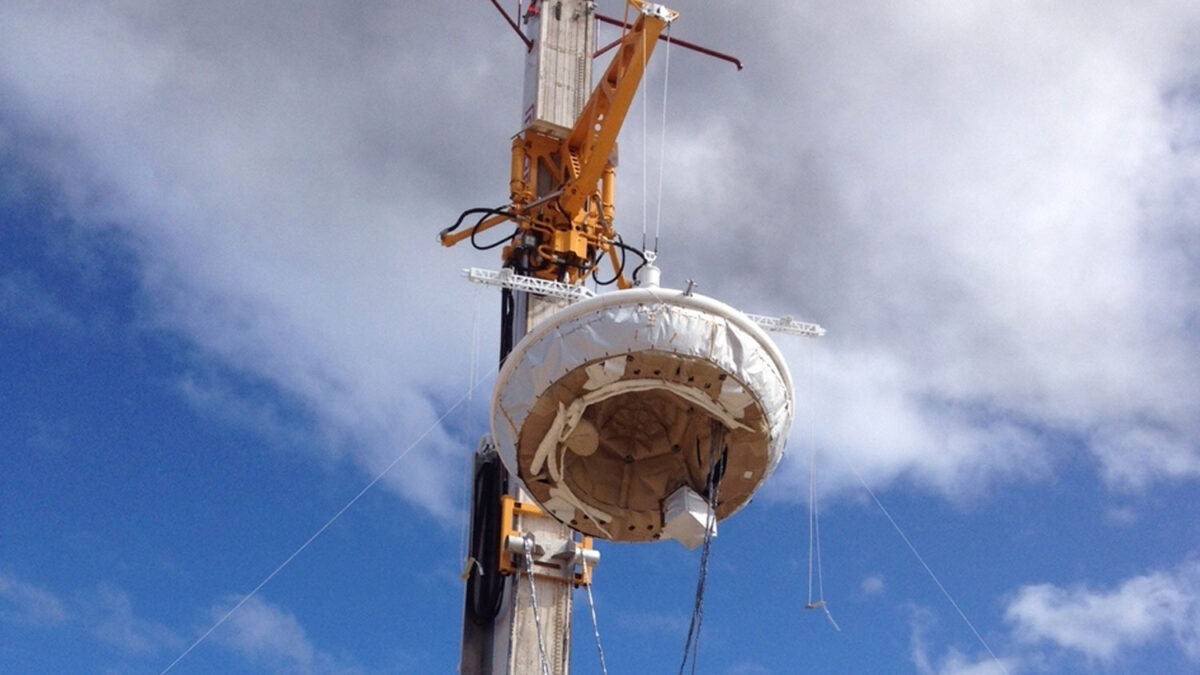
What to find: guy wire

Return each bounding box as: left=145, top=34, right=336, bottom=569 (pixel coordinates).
left=845, top=462, right=1009, bottom=674
left=159, top=373, right=495, bottom=674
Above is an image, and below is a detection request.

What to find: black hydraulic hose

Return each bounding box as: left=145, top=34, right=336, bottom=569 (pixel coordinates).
left=472, top=223, right=519, bottom=251
left=441, top=206, right=505, bottom=238
left=440, top=205, right=516, bottom=250
left=592, top=237, right=627, bottom=286
left=576, top=245, right=605, bottom=274
left=611, top=239, right=648, bottom=283
left=468, top=206, right=518, bottom=251
left=499, top=288, right=516, bottom=364
left=465, top=453, right=507, bottom=625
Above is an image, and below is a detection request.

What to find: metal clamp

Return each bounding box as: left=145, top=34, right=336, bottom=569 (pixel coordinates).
left=499, top=495, right=600, bottom=586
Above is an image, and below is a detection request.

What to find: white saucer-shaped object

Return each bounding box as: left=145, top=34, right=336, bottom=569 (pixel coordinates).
left=491, top=287, right=794, bottom=543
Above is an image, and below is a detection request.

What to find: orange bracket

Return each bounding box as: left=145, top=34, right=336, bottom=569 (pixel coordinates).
left=498, top=494, right=598, bottom=587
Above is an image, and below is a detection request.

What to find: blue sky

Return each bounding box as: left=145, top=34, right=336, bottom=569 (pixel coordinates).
left=3, top=1, right=1200, bottom=673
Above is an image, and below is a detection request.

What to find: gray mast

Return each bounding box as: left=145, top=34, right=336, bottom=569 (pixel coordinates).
left=460, top=3, right=595, bottom=673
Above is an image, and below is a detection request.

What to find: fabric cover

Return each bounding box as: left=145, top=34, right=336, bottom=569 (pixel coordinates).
left=491, top=287, right=793, bottom=543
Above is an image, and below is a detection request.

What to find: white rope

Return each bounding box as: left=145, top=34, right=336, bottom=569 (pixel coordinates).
left=159, top=376, right=492, bottom=674
left=805, top=342, right=839, bottom=631
left=521, top=535, right=553, bottom=675
left=846, top=463, right=1009, bottom=674
left=640, top=15, right=649, bottom=252
left=807, top=411, right=816, bottom=605
left=582, top=560, right=610, bottom=675
left=469, top=286, right=481, bottom=406
left=652, top=23, right=672, bottom=252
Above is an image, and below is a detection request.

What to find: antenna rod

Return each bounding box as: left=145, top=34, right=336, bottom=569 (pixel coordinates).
left=490, top=0, right=534, bottom=50
left=594, top=13, right=743, bottom=69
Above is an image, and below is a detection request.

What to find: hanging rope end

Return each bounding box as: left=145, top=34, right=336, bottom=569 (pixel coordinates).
left=823, top=604, right=842, bottom=632
left=806, top=600, right=842, bottom=632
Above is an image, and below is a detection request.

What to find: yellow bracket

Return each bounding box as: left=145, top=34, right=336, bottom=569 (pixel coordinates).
left=499, top=494, right=597, bottom=587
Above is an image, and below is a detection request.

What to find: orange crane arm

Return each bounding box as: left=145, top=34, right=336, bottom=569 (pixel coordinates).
left=559, top=2, right=676, bottom=217
left=443, top=1, right=678, bottom=290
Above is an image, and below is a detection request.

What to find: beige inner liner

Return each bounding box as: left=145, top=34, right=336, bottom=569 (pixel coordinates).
left=517, top=350, right=770, bottom=542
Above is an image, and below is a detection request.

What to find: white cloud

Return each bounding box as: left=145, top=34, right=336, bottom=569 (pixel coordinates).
left=1, top=0, right=1199, bottom=519
left=907, top=559, right=1200, bottom=673
left=4, top=577, right=352, bottom=672
left=860, top=575, right=885, bottom=596
left=1005, top=559, right=1200, bottom=662
left=1104, top=506, right=1138, bottom=527
left=706, top=1, right=1200, bottom=501
left=0, top=0, right=499, bottom=520
left=0, top=570, right=68, bottom=627
left=934, top=649, right=1015, bottom=675
left=1091, top=426, right=1200, bottom=490
left=211, top=595, right=363, bottom=675
left=908, top=607, right=1016, bottom=675
left=0, top=271, right=82, bottom=333
left=175, top=368, right=314, bottom=454
left=724, top=662, right=771, bottom=675
left=82, top=584, right=182, bottom=656
left=0, top=573, right=184, bottom=659
left=614, top=608, right=690, bottom=636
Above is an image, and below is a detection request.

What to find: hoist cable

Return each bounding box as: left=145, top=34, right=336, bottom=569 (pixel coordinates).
left=652, top=23, right=672, bottom=253
left=640, top=19, right=649, bottom=253
left=677, top=424, right=725, bottom=675
left=521, top=535, right=553, bottom=675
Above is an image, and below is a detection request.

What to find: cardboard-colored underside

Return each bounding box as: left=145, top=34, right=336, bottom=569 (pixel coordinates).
left=517, top=350, right=770, bottom=542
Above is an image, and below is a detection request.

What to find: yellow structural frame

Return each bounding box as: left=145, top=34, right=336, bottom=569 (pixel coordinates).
left=498, top=494, right=597, bottom=587
left=442, top=0, right=676, bottom=289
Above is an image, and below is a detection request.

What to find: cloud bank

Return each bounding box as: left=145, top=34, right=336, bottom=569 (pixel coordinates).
left=905, top=557, right=1200, bottom=672
left=2, top=0, right=1199, bottom=520
left=1006, top=559, right=1200, bottom=663
left=211, top=595, right=364, bottom=675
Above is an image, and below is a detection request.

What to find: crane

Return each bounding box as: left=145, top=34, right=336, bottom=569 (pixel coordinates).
left=441, top=0, right=676, bottom=289
left=446, top=5, right=682, bottom=673
left=442, top=3, right=817, bottom=673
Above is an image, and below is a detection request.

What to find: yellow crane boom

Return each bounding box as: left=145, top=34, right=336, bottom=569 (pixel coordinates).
left=441, top=0, right=677, bottom=289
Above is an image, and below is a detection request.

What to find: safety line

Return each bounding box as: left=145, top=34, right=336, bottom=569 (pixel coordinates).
left=159, top=377, right=491, bottom=674
left=845, top=463, right=1009, bottom=674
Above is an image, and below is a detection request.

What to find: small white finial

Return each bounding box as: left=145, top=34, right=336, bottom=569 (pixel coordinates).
left=639, top=250, right=661, bottom=287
